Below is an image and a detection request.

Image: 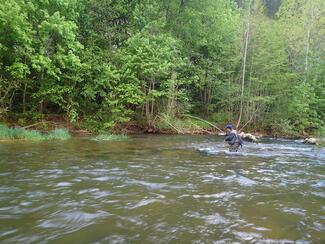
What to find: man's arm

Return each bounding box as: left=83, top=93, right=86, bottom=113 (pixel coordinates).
left=225, top=132, right=235, bottom=142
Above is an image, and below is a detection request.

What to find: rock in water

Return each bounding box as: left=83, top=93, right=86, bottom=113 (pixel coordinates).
left=239, top=132, right=259, bottom=143
left=303, top=138, right=319, bottom=145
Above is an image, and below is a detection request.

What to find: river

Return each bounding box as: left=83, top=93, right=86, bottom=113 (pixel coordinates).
left=0, top=135, right=324, bottom=243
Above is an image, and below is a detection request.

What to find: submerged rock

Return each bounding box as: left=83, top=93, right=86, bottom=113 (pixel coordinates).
left=304, top=138, right=317, bottom=144
left=239, top=132, right=259, bottom=143
left=304, top=138, right=320, bottom=145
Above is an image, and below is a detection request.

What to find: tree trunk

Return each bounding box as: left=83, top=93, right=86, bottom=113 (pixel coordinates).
left=236, top=21, right=250, bottom=129
left=178, top=0, right=186, bottom=37
left=167, top=72, right=177, bottom=117
left=39, top=69, right=45, bottom=113
left=23, top=82, right=27, bottom=113
left=151, top=81, right=155, bottom=121
left=304, top=20, right=311, bottom=83
left=146, top=83, right=150, bottom=123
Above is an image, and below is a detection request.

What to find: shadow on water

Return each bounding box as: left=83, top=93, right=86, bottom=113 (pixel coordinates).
left=0, top=135, right=324, bottom=243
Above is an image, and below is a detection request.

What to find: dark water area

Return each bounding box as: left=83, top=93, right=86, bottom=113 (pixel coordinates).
left=0, top=135, right=324, bottom=243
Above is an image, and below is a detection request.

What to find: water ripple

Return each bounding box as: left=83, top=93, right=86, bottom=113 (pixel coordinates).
left=0, top=136, right=324, bottom=243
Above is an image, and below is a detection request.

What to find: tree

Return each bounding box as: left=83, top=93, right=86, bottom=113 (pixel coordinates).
left=277, top=0, right=325, bottom=133
left=0, top=0, right=323, bottom=135
left=116, top=29, right=185, bottom=125
left=0, top=0, right=33, bottom=113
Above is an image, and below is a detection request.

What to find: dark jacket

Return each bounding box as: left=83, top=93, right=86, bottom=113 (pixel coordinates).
left=225, top=131, right=243, bottom=146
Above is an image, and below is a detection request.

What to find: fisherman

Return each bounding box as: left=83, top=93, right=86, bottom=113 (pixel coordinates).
left=225, top=124, right=243, bottom=152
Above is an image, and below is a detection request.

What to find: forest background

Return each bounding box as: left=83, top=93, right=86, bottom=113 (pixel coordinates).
left=0, top=0, right=324, bottom=137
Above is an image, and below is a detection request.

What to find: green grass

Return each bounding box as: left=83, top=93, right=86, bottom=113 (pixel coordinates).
left=46, top=128, right=71, bottom=140
left=0, top=124, right=10, bottom=139
left=11, top=128, right=44, bottom=141
left=0, top=124, right=70, bottom=141
left=0, top=124, right=44, bottom=141
left=92, top=134, right=128, bottom=141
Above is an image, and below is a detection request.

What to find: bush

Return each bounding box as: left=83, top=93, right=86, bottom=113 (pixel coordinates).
left=314, top=126, right=325, bottom=138
left=46, top=128, right=71, bottom=140
left=269, top=119, right=298, bottom=137
left=0, top=124, right=44, bottom=141
left=210, top=112, right=228, bottom=125
left=0, top=124, right=71, bottom=141
left=12, top=128, right=44, bottom=141
left=0, top=124, right=10, bottom=139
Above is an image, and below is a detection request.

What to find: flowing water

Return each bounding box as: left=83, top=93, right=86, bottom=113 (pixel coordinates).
left=0, top=135, right=324, bottom=243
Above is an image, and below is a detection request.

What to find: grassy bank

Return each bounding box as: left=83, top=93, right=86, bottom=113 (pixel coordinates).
left=0, top=124, right=70, bottom=141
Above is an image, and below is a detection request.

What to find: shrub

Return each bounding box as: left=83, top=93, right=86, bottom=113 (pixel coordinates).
left=12, top=128, right=44, bottom=141
left=0, top=124, right=10, bottom=139
left=46, top=128, right=71, bottom=140
left=269, top=119, right=298, bottom=137
left=0, top=124, right=44, bottom=141
left=314, top=126, right=325, bottom=138
left=0, top=125, right=71, bottom=141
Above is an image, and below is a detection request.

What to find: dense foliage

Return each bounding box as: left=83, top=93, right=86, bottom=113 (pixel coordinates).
left=0, top=0, right=324, bottom=135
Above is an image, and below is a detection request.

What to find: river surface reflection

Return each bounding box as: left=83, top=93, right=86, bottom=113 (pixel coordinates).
left=0, top=135, right=324, bottom=243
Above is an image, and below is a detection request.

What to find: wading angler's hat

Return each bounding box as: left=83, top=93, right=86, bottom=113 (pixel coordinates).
left=226, top=124, right=233, bottom=129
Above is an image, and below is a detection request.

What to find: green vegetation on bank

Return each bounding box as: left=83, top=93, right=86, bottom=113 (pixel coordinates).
left=0, top=124, right=43, bottom=141
left=46, top=128, right=71, bottom=140
left=0, top=124, right=70, bottom=141
left=0, top=0, right=324, bottom=136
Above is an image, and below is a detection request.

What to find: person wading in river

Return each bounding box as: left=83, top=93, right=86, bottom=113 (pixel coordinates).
left=225, top=124, right=243, bottom=152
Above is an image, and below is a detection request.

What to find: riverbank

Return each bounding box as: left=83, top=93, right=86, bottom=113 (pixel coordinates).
left=1, top=113, right=324, bottom=141
left=0, top=121, right=324, bottom=147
